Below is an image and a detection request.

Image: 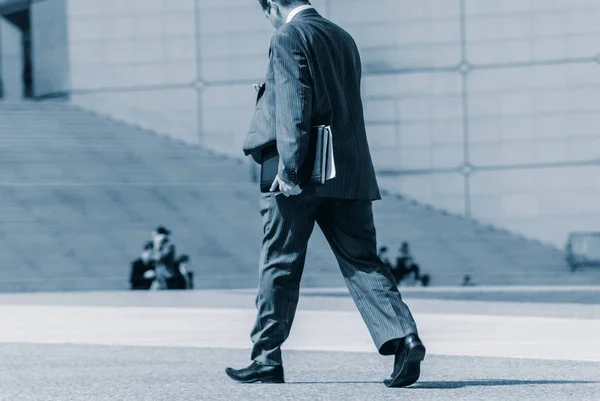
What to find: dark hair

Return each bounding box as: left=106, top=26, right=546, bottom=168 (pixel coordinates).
left=257, top=0, right=310, bottom=11
left=155, top=226, right=171, bottom=236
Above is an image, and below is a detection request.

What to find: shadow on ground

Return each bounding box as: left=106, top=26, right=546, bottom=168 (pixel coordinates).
left=412, top=379, right=598, bottom=389
left=285, top=379, right=597, bottom=388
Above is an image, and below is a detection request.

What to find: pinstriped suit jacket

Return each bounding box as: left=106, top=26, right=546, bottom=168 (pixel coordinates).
left=243, top=8, right=381, bottom=200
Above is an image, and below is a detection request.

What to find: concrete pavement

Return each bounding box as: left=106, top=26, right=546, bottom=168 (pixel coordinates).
left=0, top=289, right=598, bottom=400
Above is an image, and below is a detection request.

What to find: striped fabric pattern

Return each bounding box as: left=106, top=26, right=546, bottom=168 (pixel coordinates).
left=250, top=193, right=418, bottom=365
left=243, top=8, right=381, bottom=200
left=247, top=9, right=419, bottom=366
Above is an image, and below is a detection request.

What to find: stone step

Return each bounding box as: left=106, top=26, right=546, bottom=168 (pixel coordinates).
left=0, top=102, right=598, bottom=291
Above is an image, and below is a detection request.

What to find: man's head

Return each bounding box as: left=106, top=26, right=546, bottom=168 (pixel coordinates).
left=258, top=0, right=310, bottom=29
left=400, top=241, right=409, bottom=254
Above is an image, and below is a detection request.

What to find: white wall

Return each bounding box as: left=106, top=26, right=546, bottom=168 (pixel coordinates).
left=65, top=0, right=199, bottom=144
left=462, top=1, right=600, bottom=246
left=30, top=0, right=69, bottom=97
left=196, top=0, right=328, bottom=154
left=332, top=0, right=600, bottom=247
left=0, top=17, right=23, bottom=99
left=52, top=0, right=600, bottom=247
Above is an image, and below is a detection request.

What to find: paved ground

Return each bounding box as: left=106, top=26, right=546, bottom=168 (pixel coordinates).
left=1, top=344, right=598, bottom=401
left=305, top=285, right=600, bottom=304
left=0, top=288, right=599, bottom=400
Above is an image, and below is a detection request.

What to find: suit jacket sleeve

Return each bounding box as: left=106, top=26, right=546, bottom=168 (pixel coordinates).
left=270, top=30, right=313, bottom=185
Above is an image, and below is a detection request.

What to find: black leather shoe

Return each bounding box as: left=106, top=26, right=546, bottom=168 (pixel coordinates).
left=225, top=361, right=285, bottom=383
left=384, top=333, right=426, bottom=388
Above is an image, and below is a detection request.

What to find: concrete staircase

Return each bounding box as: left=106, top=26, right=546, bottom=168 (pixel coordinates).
left=0, top=100, right=598, bottom=292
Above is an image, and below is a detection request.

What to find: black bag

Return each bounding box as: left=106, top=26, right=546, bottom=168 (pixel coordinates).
left=259, top=125, right=331, bottom=193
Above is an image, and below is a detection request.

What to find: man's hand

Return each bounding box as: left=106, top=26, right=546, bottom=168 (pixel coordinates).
left=270, top=175, right=302, bottom=197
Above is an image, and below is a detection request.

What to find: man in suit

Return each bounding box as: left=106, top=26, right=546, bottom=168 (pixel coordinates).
left=226, top=0, right=426, bottom=387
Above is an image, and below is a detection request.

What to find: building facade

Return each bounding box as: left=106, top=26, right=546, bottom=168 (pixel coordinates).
left=1, top=0, right=599, bottom=247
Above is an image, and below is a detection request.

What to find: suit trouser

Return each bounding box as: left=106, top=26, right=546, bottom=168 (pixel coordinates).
left=250, top=191, right=418, bottom=365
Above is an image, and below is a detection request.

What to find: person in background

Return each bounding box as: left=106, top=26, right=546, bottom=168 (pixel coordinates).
left=393, top=242, right=421, bottom=285
left=168, top=254, right=194, bottom=290
left=177, top=255, right=193, bottom=289
left=149, top=226, right=177, bottom=290
left=130, top=242, right=155, bottom=290
left=461, top=275, right=475, bottom=286
left=378, top=246, right=392, bottom=268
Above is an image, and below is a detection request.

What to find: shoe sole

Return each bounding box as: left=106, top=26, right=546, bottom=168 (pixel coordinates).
left=243, top=377, right=285, bottom=384
left=225, top=372, right=284, bottom=384
left=384, top=344, right=426, bottom=388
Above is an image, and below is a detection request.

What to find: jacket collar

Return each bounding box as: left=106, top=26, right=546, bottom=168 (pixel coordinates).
left=286, top=4, right=313, bottom=23
left=287, top=7, right=320, bottom=22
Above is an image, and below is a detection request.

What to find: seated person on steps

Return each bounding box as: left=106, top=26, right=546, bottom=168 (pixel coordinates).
left=149, top=226, right=177, bottom=291
left=130, top=226, right=195, bottom=290
left=129, top=241, right=155, bottom=290
left=166, top=254, right=194, bottom=290
left=377, top=246, right=392, bottom=269
left=392, top=242, right=431, bottom=287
